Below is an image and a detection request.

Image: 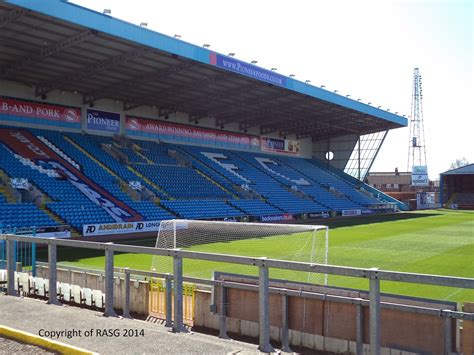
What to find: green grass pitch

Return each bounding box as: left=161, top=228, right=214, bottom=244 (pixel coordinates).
left=51, top=209, right=474, bottom=303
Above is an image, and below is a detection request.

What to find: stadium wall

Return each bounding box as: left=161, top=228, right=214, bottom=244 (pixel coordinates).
left=0, top=80, right=313, bottom=158
left=312, top=133, right=358, bottom=171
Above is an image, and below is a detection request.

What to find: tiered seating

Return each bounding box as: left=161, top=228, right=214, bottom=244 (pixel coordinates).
left=161, top=199, right=243, bottom=219
left=229, top=199, right=282, bottom=216
left=280, top=156, right=381, bottom=206
left=0, top=123, right=392, bottom=232
left=181, top=146, right=328, bottom=214
left=0, top=202, right=56, bottom=229
left=239, top=152, right=362, bottom=210
left=135, top=164, right=231, bottom=199
left=44, top=131, right=174, bottom=222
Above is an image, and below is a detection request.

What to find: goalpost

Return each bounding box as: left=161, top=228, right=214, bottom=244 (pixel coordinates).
left=151, top=219, right=329, bottom=285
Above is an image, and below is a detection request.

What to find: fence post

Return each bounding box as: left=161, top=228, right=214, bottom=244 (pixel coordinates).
left=32, top=243, right=36, bottom=277
left=444, top=315, right=452, bottom=354
left=219, top=282, right=229, bottom=339
left=369, top=268, right=381, bottom=355
left=281, top=293, right=291, bottom=352
left=122, top=268, right=131, bottom=319
left=258, top=258, right=274, bottom=353
left=6, top=238, right=16, bottom=296
left=104, top=244, right=117, bottom=317
left=356, top=302, right=364, bottom=355
left=165, top=275, right=172, bottom=327
left=48, top=242, right=61, bottom=305
left=172, top=253, right=184, bottom=333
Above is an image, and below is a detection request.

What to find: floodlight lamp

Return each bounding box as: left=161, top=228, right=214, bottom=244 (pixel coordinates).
left=203, top=44, right=211, bottom=48
left=228, top=52, right=235, bottom=57
left=334, top=89, right=339, bottom=93
left=289, top=74, right=295, bottom=78
left=103, top=9, right=111, bottom=14
left=251, top=60, right=258, bottom=64
left=305, top=80, right=311, bottom=83
left=368, top=102, right=372, bottom=105
left=140, top=22, right=148, bottom=27
left=346, top=94, right=350, bottom=97
left=321, top=85, right=326, bottom=88
left=174, top=34, right=181, bottom=39
left=271, top=68, right=277, bottom=71
left=357, top=98, right=361, bottom=101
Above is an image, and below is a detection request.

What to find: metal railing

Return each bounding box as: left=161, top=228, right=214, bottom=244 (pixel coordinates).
left=1, top=233, right=474, bottom=355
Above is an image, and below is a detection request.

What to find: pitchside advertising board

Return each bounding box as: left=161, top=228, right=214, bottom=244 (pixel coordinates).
left=412, top=165, right=429, bottom=186
left=86, top=109, right=120, bottom=133
left=260, top=214, right=294, bottom=222
left=83, top=220, right=162, bottom=236
left=0, top=97, right=81, bottom=129
left=0, top=129, right=142, bottom=223
left=342, top=209, right=362, bottom=217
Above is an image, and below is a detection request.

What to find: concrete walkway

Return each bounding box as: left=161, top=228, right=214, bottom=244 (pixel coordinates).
left=0, top=295, right=262, bottom=354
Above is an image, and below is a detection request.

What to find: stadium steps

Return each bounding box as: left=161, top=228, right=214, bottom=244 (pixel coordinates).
left=65, top=136, right=152, bottom=202
left=42, top=206, right=81, bottom=237
left=193, top=168, right=238, bottom=199
left=64, top=136, right=123, bottom=180
left=175, top=146, right=244, bottom=196
left=0, top=170, right=17, bottom=203
left=125, top=165, right=173, bottom=200
left=132, top=144, right=155, bottom=165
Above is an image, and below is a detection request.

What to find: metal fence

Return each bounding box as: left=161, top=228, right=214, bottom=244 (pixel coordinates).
left=0, top=227, right=36, bottom=273
left=1, top=233, right=473, bottom=355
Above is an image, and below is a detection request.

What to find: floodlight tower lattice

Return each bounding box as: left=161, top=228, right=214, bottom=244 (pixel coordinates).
left=407, top=68, right=427, bottom=170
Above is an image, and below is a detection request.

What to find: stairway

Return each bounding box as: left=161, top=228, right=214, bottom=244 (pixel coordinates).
left=0, top=170, right=17, bottom=203
left=41, top=206, right=81, bottom=237
left=126, top=166, right=172, bottom=200
left=132, top=144, right=155, bottom=165
left=193, top=168, right=238, bottom=199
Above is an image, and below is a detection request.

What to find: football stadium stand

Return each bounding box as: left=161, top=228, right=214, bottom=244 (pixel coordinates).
left=0, top=125, right=398, bottom=233
left=0, top=0, right=407, bottom=236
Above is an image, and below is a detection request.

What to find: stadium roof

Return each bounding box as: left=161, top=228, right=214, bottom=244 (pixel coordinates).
left=441, top=164, right=474, bottom=176
left=1, top=0, right=407, bottom=141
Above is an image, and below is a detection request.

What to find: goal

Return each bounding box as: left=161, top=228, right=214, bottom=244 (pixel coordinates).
left=151, top=219, right=328, bottom=285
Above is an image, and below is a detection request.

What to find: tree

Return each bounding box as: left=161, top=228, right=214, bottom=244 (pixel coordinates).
left=449, top=157, right=469, bottom=170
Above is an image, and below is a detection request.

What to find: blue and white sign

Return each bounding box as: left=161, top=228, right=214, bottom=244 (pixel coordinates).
left=412, top=165, right=429, bottom=187
left=86, top=109, right=120, bottom=133
left=210, top=53, right=287, bottom=87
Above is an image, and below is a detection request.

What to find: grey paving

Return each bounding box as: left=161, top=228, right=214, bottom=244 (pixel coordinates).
left=0, top=295, right=262, bottom=354
left=0, top=336, right=56, bottom=354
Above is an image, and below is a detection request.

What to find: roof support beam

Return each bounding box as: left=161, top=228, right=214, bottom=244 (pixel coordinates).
left=217, top=96, right=315, bottom=126
left=1, top=29, right=97, bottom=79
left=84, top=60, right=197, bottom=104
left=36, top=47, right=152, bottom=96
left=208, top=91, right=292, bottom=119
left=122, top=71, right=234, bottom=111
left=0, top=7, right=28, bottom=29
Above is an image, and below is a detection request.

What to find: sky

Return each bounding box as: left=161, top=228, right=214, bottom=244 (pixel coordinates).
left=71, top=0, right=473, bottom=179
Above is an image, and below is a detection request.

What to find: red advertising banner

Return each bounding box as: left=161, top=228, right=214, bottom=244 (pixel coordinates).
left=126, top=116, right=260, bottom=148
left=0, top=97, right=81, bottom=124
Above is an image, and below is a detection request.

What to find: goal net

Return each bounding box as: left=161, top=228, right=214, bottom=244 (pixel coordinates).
left=151, top=219, right=328, bottom=285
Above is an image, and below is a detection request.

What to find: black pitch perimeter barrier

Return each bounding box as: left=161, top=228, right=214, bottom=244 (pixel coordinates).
left=0, top=233, right=473, bottom=355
